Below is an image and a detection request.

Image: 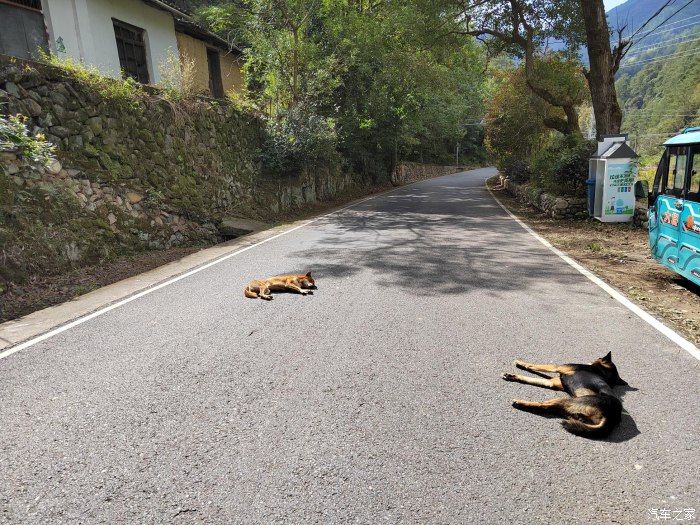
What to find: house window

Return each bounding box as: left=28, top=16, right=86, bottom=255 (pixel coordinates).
left=206, top=48, right=224, bottom=98
left=2, top=0, right=42, bottom=9
left=113, top=19, right=149, bottom=84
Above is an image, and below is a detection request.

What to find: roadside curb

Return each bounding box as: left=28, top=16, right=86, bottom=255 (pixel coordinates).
left=0, top=170, right=487, bottom=360
left=486, top=180, right=700, bottom=361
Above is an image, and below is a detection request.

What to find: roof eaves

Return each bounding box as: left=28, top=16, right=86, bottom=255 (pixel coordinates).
left=141, top=0, right=241, bottom=56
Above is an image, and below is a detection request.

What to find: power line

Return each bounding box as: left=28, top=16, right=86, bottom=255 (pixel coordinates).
left=630, top=30, right=700, bottom=52
left=610, top=10, right=700, bottom=41
left=623, top=20, right=700, bottom=41
left=619, top=46, right=700, bottom=67
left=632, top=0, right=697, bottom=48
left=654, top=12, right=700, bottom=25
left=620, top=48, right=700, bottom=67
left=627, top=0, right=679, bottom=41
left=635, top=12, right=700, bottom=32
left=626, top=35, right=700, bottom=57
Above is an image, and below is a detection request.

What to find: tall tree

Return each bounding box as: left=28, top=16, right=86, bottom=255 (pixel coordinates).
left=446, top=0, right=583, bottom=135
left=580, top=0, right=623, bottom=138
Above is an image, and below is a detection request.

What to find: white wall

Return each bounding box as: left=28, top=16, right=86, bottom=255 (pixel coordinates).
left=43, top=0, right=179, bottom=84
left=42, top=0, right=84, bottom=61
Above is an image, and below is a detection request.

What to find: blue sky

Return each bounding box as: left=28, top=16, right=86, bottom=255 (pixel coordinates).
left=605, top=0, right=628, bottom=10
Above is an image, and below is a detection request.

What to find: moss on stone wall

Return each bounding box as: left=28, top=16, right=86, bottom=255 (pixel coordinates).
left=0, top=57, right=371, bottom=287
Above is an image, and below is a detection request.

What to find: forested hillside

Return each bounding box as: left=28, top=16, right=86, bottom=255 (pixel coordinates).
left=618, top=38, right=700, bottom=155
left=609, top=0, right=700, bottom=177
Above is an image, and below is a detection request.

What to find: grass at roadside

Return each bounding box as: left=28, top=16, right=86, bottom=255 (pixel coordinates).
left=487, top=176, right=700, bottom=346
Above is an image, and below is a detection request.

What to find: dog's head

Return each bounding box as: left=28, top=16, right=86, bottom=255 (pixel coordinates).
left=300, top=271, right=316, bottom=289
left=591, top=351, right=628, bottom=386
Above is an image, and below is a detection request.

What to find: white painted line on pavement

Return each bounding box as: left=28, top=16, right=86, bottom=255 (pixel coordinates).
left=0, top=167, right=488, bottom=361
left=0, top=190, right=385, bottom=361
left=487, top=184, right=700, bottom=362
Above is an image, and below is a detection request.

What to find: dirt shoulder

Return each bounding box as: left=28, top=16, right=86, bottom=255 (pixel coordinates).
left=487, top=176, right=700, bottom=346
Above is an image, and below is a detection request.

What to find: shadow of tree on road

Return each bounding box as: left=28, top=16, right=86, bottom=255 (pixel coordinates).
left=288, top=185, right=599, bottom=298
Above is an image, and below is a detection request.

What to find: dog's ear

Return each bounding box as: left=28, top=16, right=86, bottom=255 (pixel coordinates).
left=602, top=351, right=612, bottom=362
left=305, top=271, right=312, bottom=278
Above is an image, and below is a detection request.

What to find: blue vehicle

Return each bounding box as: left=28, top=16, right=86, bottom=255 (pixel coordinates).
left=648, top=127, right=700, bottom=286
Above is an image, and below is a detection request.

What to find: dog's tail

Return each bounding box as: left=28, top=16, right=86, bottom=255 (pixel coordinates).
left=561, top=394, right=622, bottom=438
left=561, top=417, right=611, bottom=438
left=244, top=286, right=259, bottom=299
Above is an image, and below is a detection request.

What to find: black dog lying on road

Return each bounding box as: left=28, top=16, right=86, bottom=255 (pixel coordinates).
left=502, top=352, right=627, bottom=438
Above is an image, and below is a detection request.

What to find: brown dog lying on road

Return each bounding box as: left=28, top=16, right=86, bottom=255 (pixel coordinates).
left=502, top=352, right=627, bottom=438
left=244, top=272, right=316, bottom=300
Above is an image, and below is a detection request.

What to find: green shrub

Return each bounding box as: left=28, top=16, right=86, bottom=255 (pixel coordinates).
left=530, top=135, right=593, bottom=197
left=0, top=114, right=56, bottom=168
left=501, top=156, right=531, bottom=183
left=261, top=103, right=340, bottom=176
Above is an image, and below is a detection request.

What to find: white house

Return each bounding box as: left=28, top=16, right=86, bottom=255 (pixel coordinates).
left=45, top=0, right=184, bottom=84
left=0, top=0, right=243, bottom=95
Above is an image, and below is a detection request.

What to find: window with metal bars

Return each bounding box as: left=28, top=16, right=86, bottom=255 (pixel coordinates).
left=112, top=19, right=150, bottom=84
left=0, top=0, right=48, bottom=59
left=0, top=0, right=42, bottom=10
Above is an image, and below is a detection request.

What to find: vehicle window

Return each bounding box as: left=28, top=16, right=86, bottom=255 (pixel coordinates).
left=652, top=149, right=668, bottom=195
left=688, top=147, right=700, bottom=203
left=664, top=147, right=687, bottom=196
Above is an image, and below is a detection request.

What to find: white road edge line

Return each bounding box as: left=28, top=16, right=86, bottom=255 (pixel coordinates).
left=487, top=183, right=700, bottom=362
left=0, top=190, right=386, bottom=361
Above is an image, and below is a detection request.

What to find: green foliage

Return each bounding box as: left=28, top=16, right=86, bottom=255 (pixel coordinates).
left=261, top=103, right=340, bottom=176
left=617, top=37, right=700, bottom=164
left=531, top=54, right=587, bottom=108
left=0, top=114, right=56, bottom=168
left=483, top=51, right=593, bottom=196
left=198, top=0, right=488, bottom=178
left=484, top=66, right=550, bottom=180
left=529, top=134, right=593, bottom=197
left=39, top=50, right=144, bottom=110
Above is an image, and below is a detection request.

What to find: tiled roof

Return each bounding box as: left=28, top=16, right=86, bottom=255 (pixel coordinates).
left=144, top=0, right=239, bottom=54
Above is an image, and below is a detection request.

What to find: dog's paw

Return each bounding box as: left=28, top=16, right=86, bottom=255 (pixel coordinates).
left=502, top=373, right=517, bottom=382
left=514, top=360, right=526, bottom=369
left=512, top=399, right=526, bottom=408
left=305, top=290, right=314, bottom=295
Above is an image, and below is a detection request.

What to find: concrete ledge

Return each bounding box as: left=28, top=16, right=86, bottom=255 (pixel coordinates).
left=0, top=219, right=301, bottom=351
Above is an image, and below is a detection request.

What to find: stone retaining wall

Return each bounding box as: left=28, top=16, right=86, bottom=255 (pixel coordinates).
left=0, top=57, right=368, bottom=284
left=634, top=202, right=650, bottom=229
left=499, top=176, right=588, bottom=220
left=499, top=175, right=651, bottom=228
left=1, top=56, right=481, bottom=287
left=392, top=161, right=467, bottom=186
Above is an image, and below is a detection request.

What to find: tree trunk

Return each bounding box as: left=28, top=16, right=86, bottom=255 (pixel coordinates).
left=580, top=0, right=623, bottom=138
left=523, top=41, right=581, bottom=135
left=292, top=27, right=299, bottom=104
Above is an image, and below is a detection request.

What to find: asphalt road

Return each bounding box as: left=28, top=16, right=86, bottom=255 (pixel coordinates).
left=1, top=167, right=698, bottom=524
